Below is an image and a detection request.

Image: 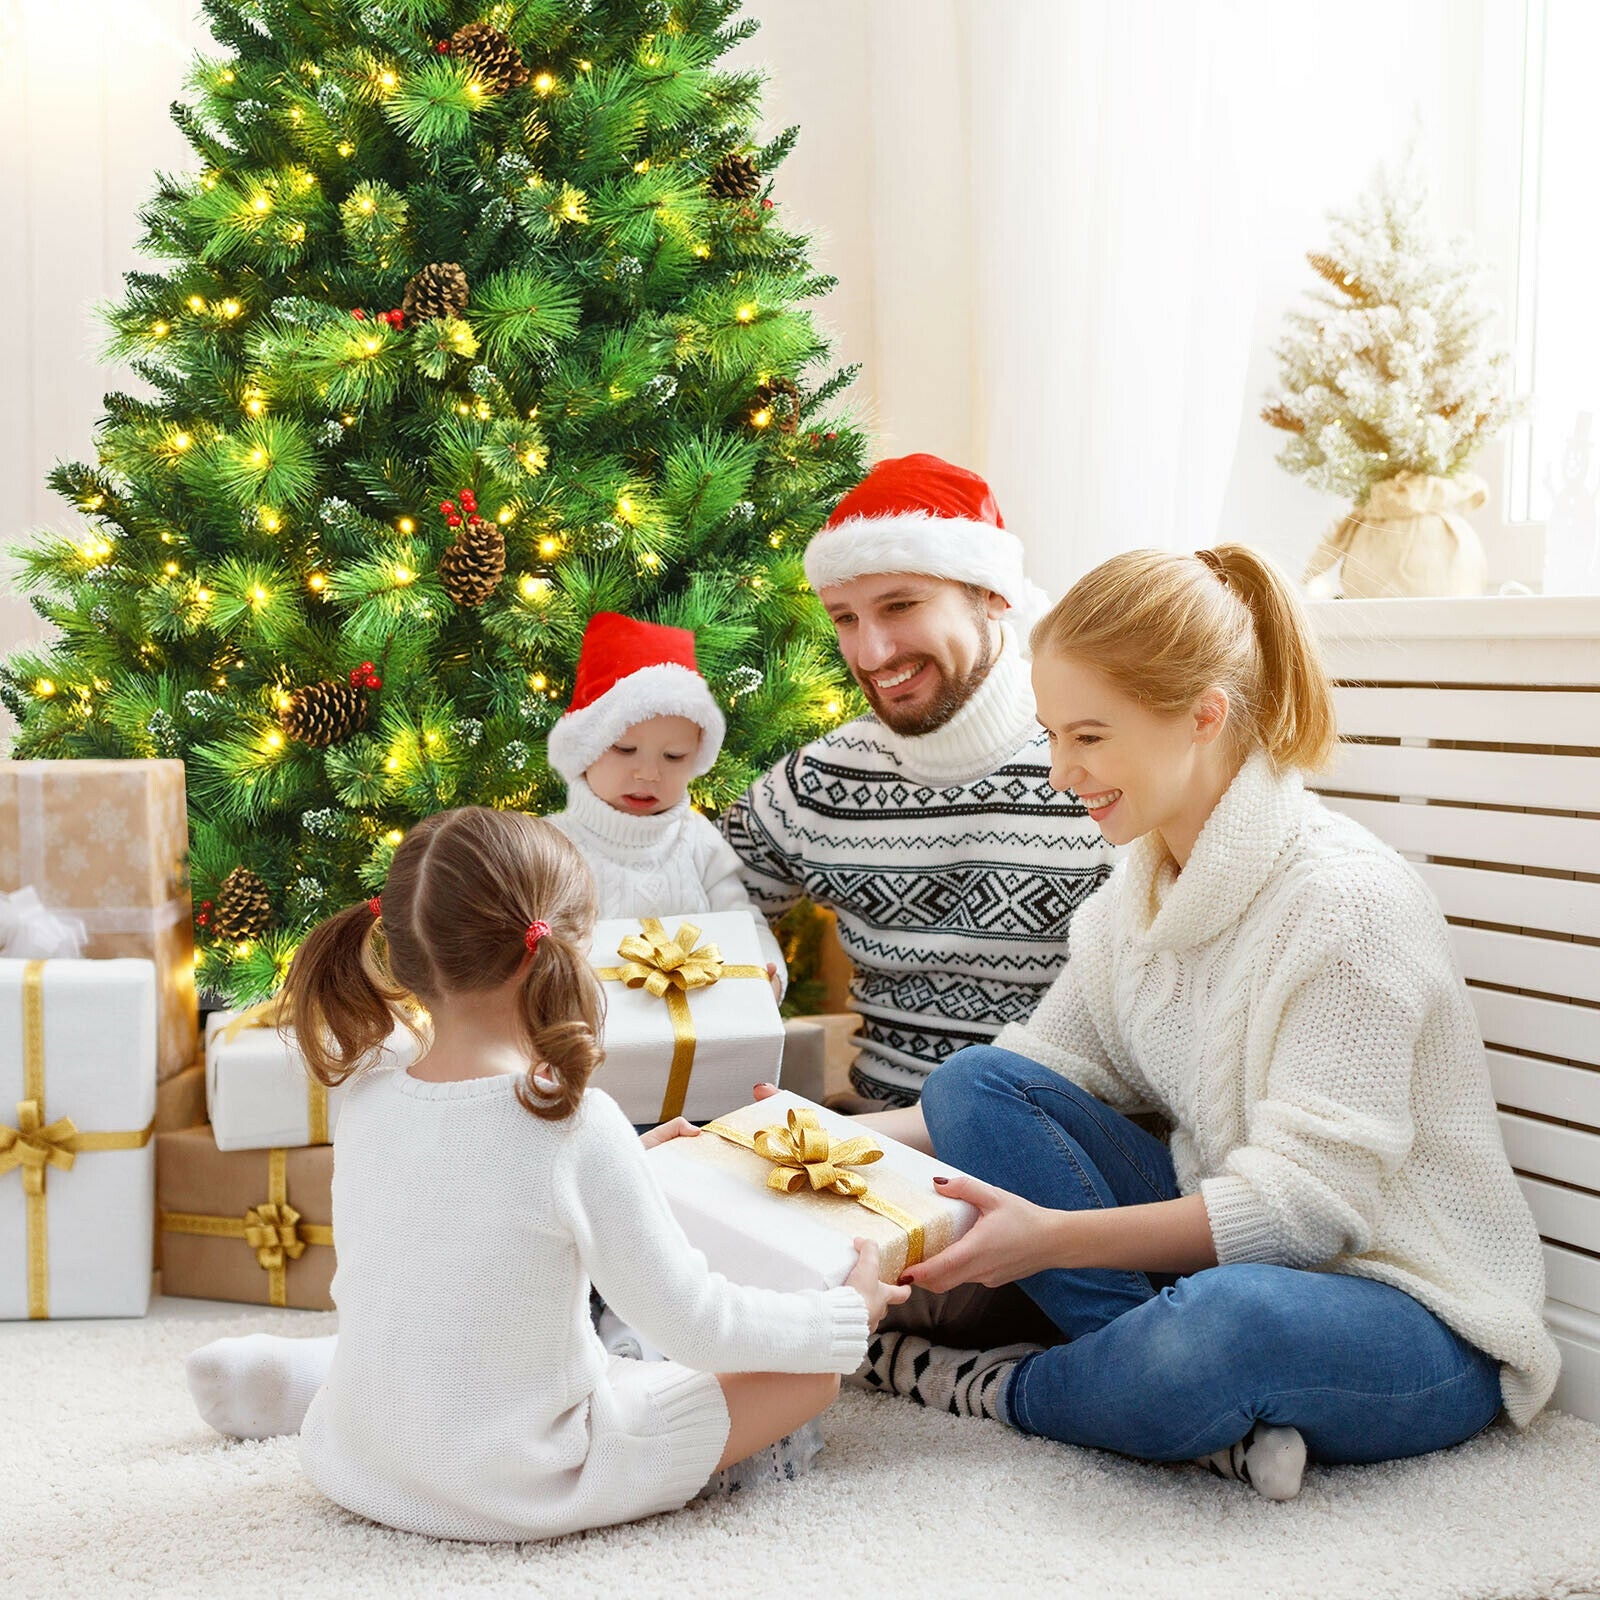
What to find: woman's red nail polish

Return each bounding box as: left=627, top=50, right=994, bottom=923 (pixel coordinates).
left=933, top=1176, right=949, bottom=1185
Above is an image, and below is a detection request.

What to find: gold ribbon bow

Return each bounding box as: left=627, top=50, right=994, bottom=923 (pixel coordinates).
left=242, top=1200, right=308, bottom=1271
left=217, top=992, right=330, bottom=1145
left=703, top=1108, right=926, bottom=1270
left=595, top=919, right=766, bottom=1123
left=161, top=1147, right=333, bottom=1308
left=1, top=961, right=156, bottom=1318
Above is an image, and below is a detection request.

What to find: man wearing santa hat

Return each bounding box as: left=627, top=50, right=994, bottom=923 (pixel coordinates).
left=722, top=454, right=1116, bottom=1110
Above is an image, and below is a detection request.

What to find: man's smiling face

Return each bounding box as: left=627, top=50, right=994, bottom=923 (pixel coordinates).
left=820, top=574, right=1009, bottom=736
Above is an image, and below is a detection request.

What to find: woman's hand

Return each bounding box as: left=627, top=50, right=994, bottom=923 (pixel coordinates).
left=842, top=1238, right=912, bottom=1332
left=898, top=1172, right=1057, bottom=1294
left=765, top=962, right=783, bottom=1003
left=637, top=1116, right=701, bottom=1150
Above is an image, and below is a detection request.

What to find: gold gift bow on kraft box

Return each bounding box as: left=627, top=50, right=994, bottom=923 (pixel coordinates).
left=161, top=1146, right=333, bottom=1308
left=594, top=918, right=767, bottom=1123
left=702, top=1106, right=926, bottom=1270
left=0, top=960, right=155, bottom=1318
left=218, top=994, right=330, bottom=1144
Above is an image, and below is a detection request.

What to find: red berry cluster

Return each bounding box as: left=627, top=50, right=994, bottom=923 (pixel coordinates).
left=351, top=307, right=405, bottom=328
left=436, top=38, right=451, bottom=52
left=806, top=430, right=839, bottom=447
left=440, top=487, right=482, bottom=532
left=196, top=897, right=214, bottom=929
left=348, top=660, right=383, bottom=691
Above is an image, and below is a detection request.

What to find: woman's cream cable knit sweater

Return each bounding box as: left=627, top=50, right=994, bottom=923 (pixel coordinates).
left=298, top=1075, right=867, bottom=1541
left=995, top=750, right=1559, bottom=1425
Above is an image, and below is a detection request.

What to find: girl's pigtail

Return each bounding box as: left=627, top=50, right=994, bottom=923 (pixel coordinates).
left=284, top=900, right=410, bottom=1087
left=514, top=929, right=605, bottom=1122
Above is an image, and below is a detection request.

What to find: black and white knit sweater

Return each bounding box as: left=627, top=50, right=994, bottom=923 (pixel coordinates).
left=721, top=629, right=1116, bottom=1105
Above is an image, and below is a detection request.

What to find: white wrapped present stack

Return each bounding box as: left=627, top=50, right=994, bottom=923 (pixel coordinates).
left=588, top=910, right=784, bottom=1125
left=205, top=1001, right=420, bottom=1152
left=646, top=1090, right=979, bottom=1289
left=0, top=958, right=157, bottom=1319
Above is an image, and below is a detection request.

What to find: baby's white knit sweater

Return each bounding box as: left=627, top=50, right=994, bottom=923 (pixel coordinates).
left=996, top=751, right=1560, bottom=1426
left=298, top=1073, right=867, bottom=1541
left=549, top=778, right=786, bottom=983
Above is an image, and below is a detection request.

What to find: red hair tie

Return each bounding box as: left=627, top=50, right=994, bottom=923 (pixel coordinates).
left=524, top=919, right=551, bottom=952
left=368, top=897, right=382, bottom=918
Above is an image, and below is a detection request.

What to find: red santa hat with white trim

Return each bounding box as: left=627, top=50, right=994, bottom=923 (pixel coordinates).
left=803, top=453, right=1051, bottom=641
left=546, top=611, right=726, bottom=784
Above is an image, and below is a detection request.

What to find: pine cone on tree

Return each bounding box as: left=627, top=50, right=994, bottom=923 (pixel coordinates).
left=213, top=866, right=273, bottom=941
left=402, top=262, right=470, bottom=325
left=280, top=679, right=368, bottom=747
left=449, top=22, right=530, bottom=94
left=708, top=153, right=760, bottom=201
left=753, top=375, right=801, bottom=434
left=439, top=519, right=507, bottom=608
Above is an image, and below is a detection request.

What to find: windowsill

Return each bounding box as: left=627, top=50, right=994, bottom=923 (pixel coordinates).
left=1309, top=593, right=1600, bottom=641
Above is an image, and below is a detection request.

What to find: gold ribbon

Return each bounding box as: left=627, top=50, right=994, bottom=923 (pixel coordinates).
left=703, top=1108, right=926, bottom=1269
left=160, top=1147, right=333, bottom=1308
left=0, top=960, right=155, bottom=1318
left=217, top=993, right=329, bottom=1145
left=594, top=919, right=766, bottom=1123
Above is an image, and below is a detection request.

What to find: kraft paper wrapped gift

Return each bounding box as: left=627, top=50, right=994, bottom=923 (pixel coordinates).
left=588, top=911, right=784, bottom=1124
left=158, top=1128, right=334, bottom=1309
left=0, top=760, right=198, bottom=1080
left=646, top=1090, right=978, bottom=1289
left=0, top=958, right=157, bottom=1320
left=204, top=1002, right=418, bottom=1152
left=156, top=1060, right=207, bottom=1134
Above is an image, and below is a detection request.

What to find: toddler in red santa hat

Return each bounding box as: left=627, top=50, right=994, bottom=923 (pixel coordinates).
left=544, top=610, right=786, bottom=993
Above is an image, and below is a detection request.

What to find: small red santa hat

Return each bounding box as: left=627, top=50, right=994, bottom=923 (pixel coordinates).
left=803, top=453, right=1050, bottom=637
left=546, top=611, right=726, bottom=784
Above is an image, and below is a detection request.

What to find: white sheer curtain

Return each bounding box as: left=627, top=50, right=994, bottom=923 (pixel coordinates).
left=855, top=0, right=1270, bottom=599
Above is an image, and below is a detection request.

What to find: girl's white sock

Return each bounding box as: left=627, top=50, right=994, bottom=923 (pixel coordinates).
left=185, top=1332, right=337, bottom=1439
left=1197, top=1421, right=1308, bottom=1501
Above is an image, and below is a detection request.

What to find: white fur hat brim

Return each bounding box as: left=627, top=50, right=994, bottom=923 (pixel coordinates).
left=546, top=663, right=726, bottom=783
left=803, top=510, right=1053, bottom=645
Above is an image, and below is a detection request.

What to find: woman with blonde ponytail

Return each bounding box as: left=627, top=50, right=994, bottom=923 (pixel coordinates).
left=183, top=806, right=906, bottom=1542
left=851, top=546, right=1557, bottom=1500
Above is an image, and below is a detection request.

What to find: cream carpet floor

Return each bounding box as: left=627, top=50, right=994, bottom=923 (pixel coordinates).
left=6, top=1304, right=1600, bottom=1600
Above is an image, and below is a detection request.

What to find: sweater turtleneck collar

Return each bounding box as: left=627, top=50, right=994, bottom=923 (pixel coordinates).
left=1123, top=750, right=1307, bottom=953
left=877, top=624, right=1039, bottom=787
left=558, top=776, right=688, bottom=855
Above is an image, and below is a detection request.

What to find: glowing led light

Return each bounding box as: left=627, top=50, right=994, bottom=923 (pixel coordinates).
left=529, top=673, right=548, bottom=691
left=385, top=829, right=404, bottom=846
left=274, top=690, right=294, bottom=711
left=497, top=507, right=514, bottom=525
left=393, top=565, right=414, bottom=585
left=577, top=59, right=592, bottom=71
left=640, top=551, right=660, bottom=570
left=537, top=536, right=561, bottom=558
left=522, top=449, right=542, bottom=470
left=337, top=142, right=354, bottom=157
left=519, top=575, right=551, bottom=601
left=385, top=756, right=399, bottom=772
left=221, top=299, right=242, bottom=317
left=633, top=159, right=650, bottom=173
left=250, top=584, right=269, bottom=605
left=692, top=244, right=710, bottom=259
left=259, top=509, right=282, bottom=533
left=736, top=304, right=756, bottom=323
left=35, top=678, right=55, bottom=697
left=362, top=337, right=380, bottom=354
left=266, top=730, right=283, bottom=748
left=187, top=295, right=206, bottom=312
left=151, top=321, right=170, bottom=337
left=307, top=572, right=326, bottom=591
left=396, top=517, right=415, bottom=534
left=533, top=72, right=556, bottom=94
left=379, top=70, right=397, bottom=89
left=172, top=432, right=192, bottom=450
left=164, top=561, right=180, bottom=575
left=299, top=172, right=317, bottom=189
left=825, top=699, right=841, bottom=716
left=751, top=408, right=772, bottom=429
left=768, top=533, right=783, bottom=547
left=357, top=196, right=375, bottom=213
left=467, top=81, right=484, bottom=97
left=251, top=195, right=271, bottom=214
left=249, top=448, right=266, bottom=466
left=616, top=496, right=636, bottom=522
left=220, top=68, right=234, bottom=82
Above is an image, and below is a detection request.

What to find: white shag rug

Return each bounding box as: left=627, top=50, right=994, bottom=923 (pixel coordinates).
left=8, top=1307, right=1600, bottom=1600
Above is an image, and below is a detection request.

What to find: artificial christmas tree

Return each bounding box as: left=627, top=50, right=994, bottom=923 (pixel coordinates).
left=1262, top=158, right=1519, bottom=598
left=3, top=0, right=867, bottom=1004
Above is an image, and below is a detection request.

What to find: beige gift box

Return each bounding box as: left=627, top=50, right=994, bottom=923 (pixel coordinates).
left=0, top=958, right=157, bottom=1320
left=646, top=1090, right=978, bottom=1289
left=0, top=760, right=197, bottom=1079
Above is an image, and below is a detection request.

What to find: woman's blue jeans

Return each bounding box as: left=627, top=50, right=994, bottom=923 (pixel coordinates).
left=920, top=1046, right=1503, bottom=1463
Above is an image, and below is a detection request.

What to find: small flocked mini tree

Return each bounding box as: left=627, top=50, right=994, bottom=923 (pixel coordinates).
left=1, top=0, right=867, bottom=1004
left=1262, top=157, right=1517, bottom=504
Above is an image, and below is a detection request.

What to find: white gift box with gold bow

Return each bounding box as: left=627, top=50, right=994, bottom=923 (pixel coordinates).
left=0, top=958, right=157, bottom=1319
left=204, top=1002, right=418, bottom=1152
left=588, top=910, right=784, bottom=1125
left=646, top=1090, right=979, bottom=1290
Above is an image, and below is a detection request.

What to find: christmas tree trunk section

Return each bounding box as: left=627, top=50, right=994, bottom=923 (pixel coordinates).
left=158, top=1129, right=333, bottom=1309
left=0, top=958, right=158, bottom=1321
left=0, top=761, right=196, bottom=1079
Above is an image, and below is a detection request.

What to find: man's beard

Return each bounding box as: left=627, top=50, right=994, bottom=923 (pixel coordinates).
left=861, top=629, right=998, bottom=737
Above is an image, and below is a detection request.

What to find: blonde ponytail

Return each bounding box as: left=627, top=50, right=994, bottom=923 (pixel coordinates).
left=1031, top=544, right=1338, bottom=772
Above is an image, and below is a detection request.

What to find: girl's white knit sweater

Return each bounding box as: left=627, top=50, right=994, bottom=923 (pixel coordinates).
left=298, top=1073, right=867, bottom=1541
left=549, top=778, right=786, bottom=982
left=996, top=751, right=1559, bottom=1426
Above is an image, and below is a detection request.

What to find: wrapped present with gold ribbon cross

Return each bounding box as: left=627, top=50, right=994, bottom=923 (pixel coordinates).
left=0, top=958, right=158, bottom=1320
left=589, top=910, right=784, bottom=1125
left=645, top=1090, right=979, bottom=1289
left=0, top=761, right=197, bottom=1080
left=157, top=1127, right=334, bottom=1308
left=204, top=995, right=418, bottom=1152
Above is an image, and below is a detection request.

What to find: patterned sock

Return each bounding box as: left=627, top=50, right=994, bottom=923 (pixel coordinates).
left=848, top=1331, right=1043, bottom=1420
left=1197, top=1422, right=1308, bottom=1501
left=185, top=1332, right=337, bottom=1440
left=693, top=1418, right=826, bottom=1500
